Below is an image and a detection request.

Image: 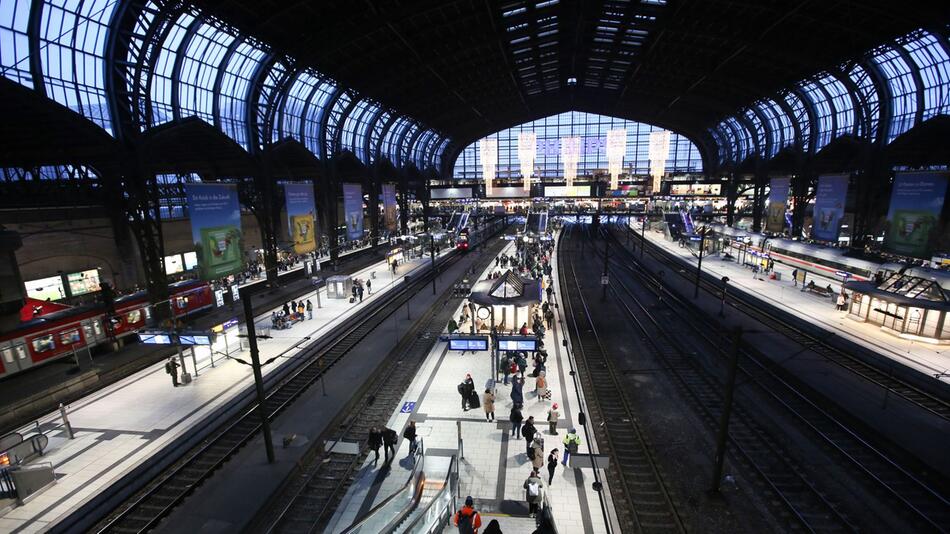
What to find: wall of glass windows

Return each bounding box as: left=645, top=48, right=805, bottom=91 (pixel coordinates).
left=710, top=27, right=950, bottom=166
left=0, top=0, right=446, bottom=170
left=452, top=111, right=703, bottom=181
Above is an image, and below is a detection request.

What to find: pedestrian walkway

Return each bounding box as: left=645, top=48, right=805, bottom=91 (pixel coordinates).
left=327, top=232, right=619, bottom=534
left=0, top=248, right=447, bottom=534
left=636, top=222, right=949, bottom=382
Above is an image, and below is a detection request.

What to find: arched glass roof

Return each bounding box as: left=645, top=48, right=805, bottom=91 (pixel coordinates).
left=453, top=111, right=702, bottom=180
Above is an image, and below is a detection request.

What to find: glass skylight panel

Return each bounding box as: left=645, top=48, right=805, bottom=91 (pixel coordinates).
left=799, top=80, right=833, bottom=150
left=846, top=63, right=879, bottom=139
left=218, top=40, right=266, bottom=149
left=901, top=31, right=950, bottom=121
left=0, top=0, right=35, bottom=88
left=870, top=45, right=917, bottom=142
left=818, top=73, right=854, bottom=139
left=179, top=22, right=234, bottom=124
left=280, top=71, right=319, bottom=142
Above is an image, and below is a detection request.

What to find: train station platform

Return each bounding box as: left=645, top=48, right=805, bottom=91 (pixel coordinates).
left=634, top=222, right=949, bottom=383
left=0, top=242, right=387, bottom=434
left=0, top=247, right=447, bottom=534
left=326, top=232, right=619, bottom=534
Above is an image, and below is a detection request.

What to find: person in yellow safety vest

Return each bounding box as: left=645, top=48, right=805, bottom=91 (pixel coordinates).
left=562, top=428, right=581, bottom=466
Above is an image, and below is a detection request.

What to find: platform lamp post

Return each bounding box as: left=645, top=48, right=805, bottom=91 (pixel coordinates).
left=719, top=277, right=730, bottom=317
left=239, top=287, right=276, bottom=464
left=640, top=215, right=647, bottom=259
left=601, top=229, right=610, bottom=301
left=710, top=327, right=743, bottom=493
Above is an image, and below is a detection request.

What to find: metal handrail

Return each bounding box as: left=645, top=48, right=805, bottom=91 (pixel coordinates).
left=340, top=439, right=426, bottom=534
left=401, top=454, right=458, bottom=534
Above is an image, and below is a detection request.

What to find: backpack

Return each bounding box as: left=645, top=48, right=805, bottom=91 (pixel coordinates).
left=457, top=510, right=475, bottom=534
left=458, top=383, right=466, bottom=395
left=527, top=481, right=540, bottom=497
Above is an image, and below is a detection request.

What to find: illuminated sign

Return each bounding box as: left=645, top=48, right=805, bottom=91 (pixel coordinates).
left=448, top=337, right=489, bottom=351
left=496, top=336, right=538, bottom=352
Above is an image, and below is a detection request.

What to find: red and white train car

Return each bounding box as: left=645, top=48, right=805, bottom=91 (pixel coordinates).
left=0, top=280, right=213, bottom=378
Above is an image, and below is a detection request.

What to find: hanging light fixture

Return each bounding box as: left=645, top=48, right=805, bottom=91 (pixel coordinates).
left=561, top=136, right=581, bottom=195
left=518, top=131, right=536, bottom=192
left=649, top=130, right=671, bottom=194
left=606, top=129, right=626, bottom=190
left=480, top=138, right=497, bottom=196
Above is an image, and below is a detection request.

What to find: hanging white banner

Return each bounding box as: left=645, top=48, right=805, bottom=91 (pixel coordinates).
left=480, top=138, right=497, bottom=196
left=606, top=129, right=626, bottom=190
left=561, top=136, right=581, bottom=193
left=518, top=131, right=536, bottom=192
left=649, top=130, right=671, bottom=193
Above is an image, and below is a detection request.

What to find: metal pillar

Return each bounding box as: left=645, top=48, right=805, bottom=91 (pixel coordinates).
left=241, top=292, right=275, bottom=463
left=710, top=327, right=743, bottom=493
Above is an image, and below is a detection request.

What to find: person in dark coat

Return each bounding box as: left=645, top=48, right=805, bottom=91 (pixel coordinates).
left=521, top=416, right=537, bottom=456
left=403, top=420, right=418, bottom=459
left=510, top=405, right=523, bottom=438
left=511, top=376, right=524, bottom=406
left=165, top=357, right=180, bottom=387
left=383, top=427, right=398, bottom=464
left=368, top=427, right=383, bottom=464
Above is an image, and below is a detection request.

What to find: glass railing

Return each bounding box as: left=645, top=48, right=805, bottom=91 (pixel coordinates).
left=402, top=455, right=458, bottom=534
left=341, top=441, right=426, bottom=534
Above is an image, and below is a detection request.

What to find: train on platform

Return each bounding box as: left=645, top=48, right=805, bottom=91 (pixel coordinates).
left=709, top=224, right=888, bottom=283
left=0, top=280, right=213, bottom=379
left=706, top=224, right=950, bottom=291
left=456, top=228, right=471, bottom=251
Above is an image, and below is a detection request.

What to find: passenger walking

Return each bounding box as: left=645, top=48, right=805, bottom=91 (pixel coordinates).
left=368, top=427, right=383, bottom=464
left=351, top=284, right=358, bottom=303
left=306, top=299, right=313, bottom=319
left=510, top=405, right=523, bottom=437
left=500, top=353, right=511, bottom=386
left=357, top=283, right=364, bottom=302
left=547, top=449, right=559, bottom=485
left=546, top=285, right=554, bottom=302
left=165, top=357, right=180, bottom=387
left=562, top=428, right=581, bottom=467
left=535, top=371, right=547, bottom=401
left=510, top=377, right=524, bottom=406
left=836, top=291, right=847, bottom=311
left=530, top=437, right=545, bottom=471
left=523, top=470, right=544, bottom=518
left=366, top=279, right=372, bottom=295
left=453, top=496, right=482, bottom=533
left=383, top=427, right=398, bottom=464
left=521, top=416, right=537, bottom=456
left=545, top=308, right=554, bottom=330
left=792, top=268, right=799, bottom=287
left=546, top=403, right=559, bottom=434
left=403, top=420, right=418, bottom=459
left=483, top=389, right=495, bottom=422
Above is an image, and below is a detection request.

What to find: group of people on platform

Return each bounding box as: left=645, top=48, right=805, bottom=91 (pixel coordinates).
left=349, top=277, right=372, bottom=303
left=271, top=298, right=313, bottom=330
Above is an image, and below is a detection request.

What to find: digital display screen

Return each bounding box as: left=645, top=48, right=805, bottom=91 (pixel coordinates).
left=140, top=333, right=171, bottom=345
left=449, top=338, right=489, bottom=351
left=497, top=337, right=538, bottom=352
left=165, top=254, right=184, bottom=275
left=25, top=275, right=66, bottom=302
left=179, top=335, right=212, bottom=346
left=183, top=251, right=198, bottom=270
left=66, top=269, right=101, bottom=296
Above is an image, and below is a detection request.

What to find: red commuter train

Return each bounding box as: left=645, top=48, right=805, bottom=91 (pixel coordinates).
left=0, top=280, right=213, bottom=379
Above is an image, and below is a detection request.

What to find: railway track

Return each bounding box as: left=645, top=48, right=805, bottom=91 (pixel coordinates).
left=93, top=249, right=472, bottom=534
left=621, top=222, right=950, bottom=423
left=600, top=225, right=950, bottom=533
left=261, top=236, right=508, bottom=534
left=558, top=224, right=686, bottom=534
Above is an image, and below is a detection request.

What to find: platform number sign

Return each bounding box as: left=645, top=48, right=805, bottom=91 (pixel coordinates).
left=400, top=401, right=416, bottom=413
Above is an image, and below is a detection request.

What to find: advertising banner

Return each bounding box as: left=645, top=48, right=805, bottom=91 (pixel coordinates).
left=607, top=129, right=627, bottom=190
left=517, top=131, right=536, bottom=191
left=811, top=174, right=849, bottom=242
left=185, top=183, right=245, bottom=280
left=885, top=172, right=949, bottom=258
left=284, top=183, right=317, bottom=254
left=342, top=182, right=364, bottom=241
left=382, top=183, right=398, bottom=232
left=765, top=177, right=791, bottom=233
left=431, top=187, right=474, bottom=200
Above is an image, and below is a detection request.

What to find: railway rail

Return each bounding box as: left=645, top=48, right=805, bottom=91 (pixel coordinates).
left=620, top=221, right=950, bottom=423
left=558, top=224, right=686, bottom=534
left=92, top=238, right=493, bottom=533
left=599, top=224, right=950, bottom=533
left=261, top=235, right=508, bottom=534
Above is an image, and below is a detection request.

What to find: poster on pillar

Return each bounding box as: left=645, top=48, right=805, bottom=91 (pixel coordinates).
left=884, top=171, right=949, bottom=258
left=284, top=183, right=317, bottom=254
left=765, top=177, right=791, bottom=233
left=343, top=182, right=364, bottom=241
left=382, top=183, right=398, bottom=233
left=811, top=174, right=849, bottom=242
left=185, top=183, right=245, bottom=281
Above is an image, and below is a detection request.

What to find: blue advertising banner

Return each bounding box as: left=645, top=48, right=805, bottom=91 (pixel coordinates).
left=885, top=172, right=949, bottom=258
left=343, top=182, right=364, bottom=241
left=766, top=177, right=790, bottom=233
left=284, top=184, right=317, bottom=254
left=382, top=183, right=398, bottom=232
left=812, top=174, right=849, bottom=242
left=185, top=183, right=245, bottom=280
